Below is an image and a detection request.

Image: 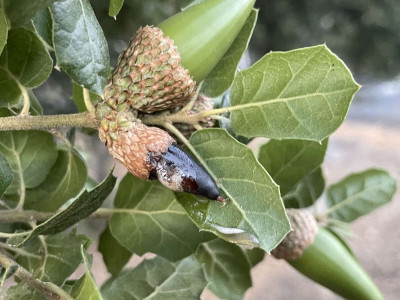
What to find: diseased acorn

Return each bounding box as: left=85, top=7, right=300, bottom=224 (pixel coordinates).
left=149, top=144, right=226, bottom=203
left=97, top=103, right=226, bottom=203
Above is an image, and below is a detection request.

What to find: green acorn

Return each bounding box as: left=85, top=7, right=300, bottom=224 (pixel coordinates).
left=97, top=0, right=255, bottom=202
left=103, top=0, right=255, bottom=114
left=271, top=209, right=384, bottom=300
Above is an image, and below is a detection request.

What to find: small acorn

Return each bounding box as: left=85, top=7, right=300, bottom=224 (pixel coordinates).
left=271, top=209, right=318, bottom=260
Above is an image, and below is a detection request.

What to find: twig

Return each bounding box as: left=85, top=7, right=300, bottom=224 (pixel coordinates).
left=0, top=112, right=99, bottom=131
left=0, top=252, right=74, bottom=300
left=0, top=241, right=41, bottom=259
left=0, top=208, right=117, bottom=223
left=0, top=210, right=53, bottom=223
left=19, top=85, right=30, bottom=116
left=180, top=81, right=203, bottom=113
left=0, top=231, right=29, bottom=239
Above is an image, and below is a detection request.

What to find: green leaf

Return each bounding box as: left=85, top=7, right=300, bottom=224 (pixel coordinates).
left=16, top=232, right=90, bottom=285
left=0, top=131, right=57, bottom=194
left=0, top=28, right=52, bottom=107
left=102, top=256, right=207, bottom=300
left=109, top=174, right=212, bottom=261
left=196, top=239, right=253, bottom=300
left=17, top=170, right=116, bottom=246
left=109, top=0, right=124, bottom=17
left=219, top=91, right=252, bottom=145
left=283, top=167, right=325, bottom=208
left=71, top=246, right=102, bottom=300
left=258, top=139, right=328, bottom=195
left=32, top=8, right=53, bottom=48
left=0, top=152, right=13, bottom=196
left=201, top=9, right=257, bottom=97
left=99, top=225, right=132, bottom=277
left=229, top=45, right=360, bottom=141
left=50, top=0, right=110, bottom=95
left=6, top=282, right=46, bottom=300
left=324, top=169, right=397, bottom=223
left=177, top=129, right=291, bottom=252
left=4, top=0, right=58, bottom=28
left=24, top=148, right=87, bottom=211
left=0, top=9, right=8, bottom=55
left=71, top=81, right=102, bottom=112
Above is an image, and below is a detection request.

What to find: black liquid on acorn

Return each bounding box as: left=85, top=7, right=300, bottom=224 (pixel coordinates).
left=149, top=144, right=226, bottom=203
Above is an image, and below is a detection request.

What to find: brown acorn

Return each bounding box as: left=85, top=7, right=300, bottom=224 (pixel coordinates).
left=103, top=26, right=196, bottom=113
left=97, top=104, right=226, bottom=203
left=98, top=108, right=174, bottom=179
left=271, top=209, right=318, bottom=260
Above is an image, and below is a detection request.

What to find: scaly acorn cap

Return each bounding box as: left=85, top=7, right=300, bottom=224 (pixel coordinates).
left=97, top=104, right=226, bottom=203
left=103, top=26, right=196, bottom=113
left=98, top=108, right=174, bottom=179
left=172, top=93, right=215, bottom=139
left=271, top=209, right=318, bottom=260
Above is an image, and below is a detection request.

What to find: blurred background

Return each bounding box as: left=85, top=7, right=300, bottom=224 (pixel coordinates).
left=35, top=0, right=400, bottom=299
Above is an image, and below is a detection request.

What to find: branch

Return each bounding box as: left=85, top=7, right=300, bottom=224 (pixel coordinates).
left=0, top=112, right=99, bottom=131
left=0, top=252, right=73, bottom=300
left=0, top=208, right=116, bottom=223
left=0, top=210, right=54, bottom=223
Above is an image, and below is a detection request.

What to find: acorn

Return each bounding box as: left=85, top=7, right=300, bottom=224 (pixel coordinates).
left=97, top=0, right=256, bottom=202
left=289, top=227, right=384, bottom=300
left=271, top=209, right=318, bottom=260
left=103, top=25, right=196, bottom=114
left=97, top=104, right=225, bottom=203
left=103, top=0, right=255, bottom=113
left=271, top=210, right=384, bottom=299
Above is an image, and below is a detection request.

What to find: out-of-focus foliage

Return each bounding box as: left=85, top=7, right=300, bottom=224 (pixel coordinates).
left=253, top=0, right=400, bottom=81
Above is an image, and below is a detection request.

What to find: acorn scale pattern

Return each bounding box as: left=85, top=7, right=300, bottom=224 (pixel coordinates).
left=271, top=209, right=318, bottom=260
left=103, top=26, right=196, bottom=113
left=98, top=109, right=174, bottom=179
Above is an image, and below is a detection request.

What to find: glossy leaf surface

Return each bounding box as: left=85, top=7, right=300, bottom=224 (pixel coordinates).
left=51, top=0, right=110, bottom=95
left=325, top=169, right=396, bottom=222
left=230, top=45, right=360, bottom=141
left=258, top=139, right=327, bottom=194
left=177, top=129, right=290, bottom=252
left=102, top=256, right=207, bottom=300
left=110, top=175, right=212, bottom=261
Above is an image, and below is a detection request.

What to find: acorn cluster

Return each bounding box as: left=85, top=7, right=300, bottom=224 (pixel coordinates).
left=97, top=26, right=223, bottom=202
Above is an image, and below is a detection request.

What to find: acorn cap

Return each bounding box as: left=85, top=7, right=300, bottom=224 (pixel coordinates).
left=271, top=209, right=318, bottom=260
left=173, top=93, right=216, bottom=139
left=103, top=26, right=196, bottom=113
left=98, top=109, right=174, bottom=179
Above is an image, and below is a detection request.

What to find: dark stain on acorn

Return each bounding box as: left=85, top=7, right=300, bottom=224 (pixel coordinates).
left=149, top=144, right=226, bottom=204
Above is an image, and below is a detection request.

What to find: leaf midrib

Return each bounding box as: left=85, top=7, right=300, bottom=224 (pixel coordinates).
left=230, top=87, right=356, bottom=113
left=325, top=181, right=391, bottom=216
